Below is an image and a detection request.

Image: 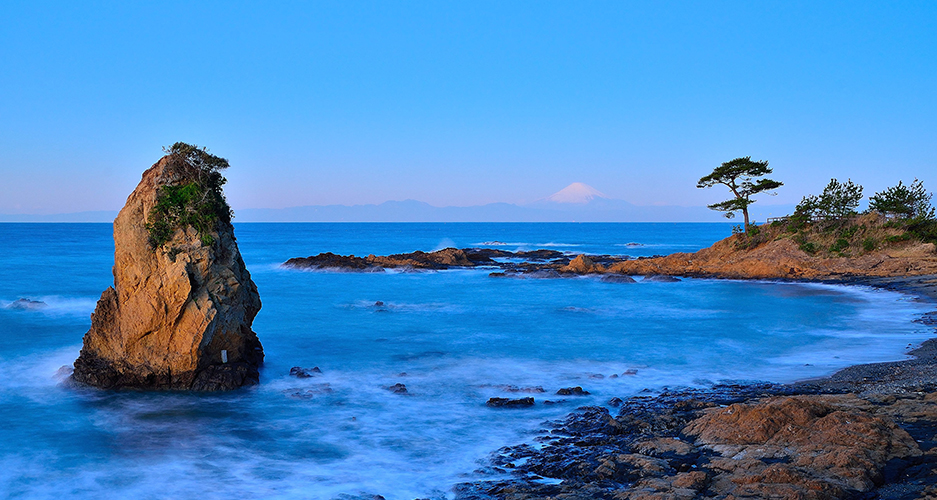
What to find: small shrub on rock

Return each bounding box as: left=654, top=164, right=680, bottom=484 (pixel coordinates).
left=830, top=238, right=849, bottom=253
left=146, top=142, right=233, bottom=248
left=869, top=178, right=935, bottom=221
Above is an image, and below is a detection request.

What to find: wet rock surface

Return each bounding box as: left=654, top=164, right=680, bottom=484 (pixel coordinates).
left=602, top=275, right=637, bottom=284
left=285, top=247, right=479, bottom=271
left=283, top=248, right=629, bottom=276
left=289, top=366, right=321, bottom=378
left=487, top=397, right=536, bottom=408
left=387, top=383, right=409, bottom=394
left=641, top=274, right=681, bottom=282
left=556, top=386, right=590, bottom=396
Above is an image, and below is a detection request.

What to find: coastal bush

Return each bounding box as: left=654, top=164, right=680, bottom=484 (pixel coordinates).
left=146, top=143, right=233, bottom=248
left=885, top=234, right=910, bottom=244
left=733, top=223, right=767, bottom=250
left=840, top=225, right=860, bottom=240
left=795, top=178, right=864, bottom=221
left=907, top=219, right=937, bottom=244
left=830, top=238, right=849, bottom=253
left=868, top=179, right=935, bottom=221
left=800, top=241, right=818, bottom=254
left=862, top=238, right=876, bottom=252
left=166, top=246, right=183, bottom=262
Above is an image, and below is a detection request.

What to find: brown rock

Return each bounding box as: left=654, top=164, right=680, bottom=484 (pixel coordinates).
left=72, top=154, right=263, bottom=391
left=634, top=438, right=694, bottom=457
left=670, top=471, right=708, bottom=490
left=685, top=395, right=921, bottom=493
left=561, top=254, right=606, bottom=274
left=371, top=247, right=475, bottom=269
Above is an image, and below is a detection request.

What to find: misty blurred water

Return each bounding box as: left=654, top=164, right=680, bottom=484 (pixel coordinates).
left=0, top=222, right=931, bottom=499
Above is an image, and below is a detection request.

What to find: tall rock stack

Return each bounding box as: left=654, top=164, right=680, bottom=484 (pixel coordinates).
left=73, top=147, right=263, bottom=390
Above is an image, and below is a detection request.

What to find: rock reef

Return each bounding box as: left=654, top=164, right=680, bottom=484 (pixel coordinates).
left=283, top=247, right=617, bottom=274
left=284, top=214, right=937, bottom=282
left=72, top=153, right=262, bottom=391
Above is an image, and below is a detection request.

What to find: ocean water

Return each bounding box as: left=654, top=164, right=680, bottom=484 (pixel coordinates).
left=0, top=222, right=933, bottom=499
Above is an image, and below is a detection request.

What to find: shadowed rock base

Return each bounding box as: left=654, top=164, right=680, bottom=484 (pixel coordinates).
left=73, top=342, right=263, bottom=391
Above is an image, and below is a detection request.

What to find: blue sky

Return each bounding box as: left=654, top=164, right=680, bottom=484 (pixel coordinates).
left=1, top=1, right=934, bottom=215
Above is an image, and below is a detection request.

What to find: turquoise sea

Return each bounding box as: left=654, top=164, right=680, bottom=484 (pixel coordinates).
left=0, top=222, right=932, bottom=499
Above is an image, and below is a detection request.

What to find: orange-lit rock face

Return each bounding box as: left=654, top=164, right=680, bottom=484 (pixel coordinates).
left=73, top=156, right=262, bottom=391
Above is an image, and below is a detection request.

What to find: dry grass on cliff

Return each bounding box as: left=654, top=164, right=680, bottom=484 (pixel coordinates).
left=744, top=212, right=915, bottom=258
left=606, top=212, right=937, bottom=279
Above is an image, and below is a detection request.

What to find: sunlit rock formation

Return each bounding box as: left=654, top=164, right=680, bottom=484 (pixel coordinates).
left=72, top=148, right=262, bottom=390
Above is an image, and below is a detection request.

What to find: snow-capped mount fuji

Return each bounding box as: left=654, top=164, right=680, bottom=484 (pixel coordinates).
left=543, top=182, right=609, bottom=204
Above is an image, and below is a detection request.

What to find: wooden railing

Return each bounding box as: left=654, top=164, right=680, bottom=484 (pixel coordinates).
left=764, top=214, right=863, bottom=224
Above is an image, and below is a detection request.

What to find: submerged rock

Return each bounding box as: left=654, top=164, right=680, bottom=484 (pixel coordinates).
left=388, top=383, right=408, bottom=394
left=7, top=298, right=46, bottom=310
left=601, top=274, right=637, bottom=283
left=487, top=397, right=535, bottom=408
left=72, top=149, right=263, bottom=391
left=494, top=385, right=546, bottom=393
left=556, top=386, right=590, bottom=396
left=290, top=366, right=321, bottom=378
left=643, top=274, right=681, bottom=282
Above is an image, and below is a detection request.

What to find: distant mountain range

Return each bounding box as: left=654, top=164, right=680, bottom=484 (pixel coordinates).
left=0, top=183, right=796, bottom=223
left=235, top=182, right=795, bottom=222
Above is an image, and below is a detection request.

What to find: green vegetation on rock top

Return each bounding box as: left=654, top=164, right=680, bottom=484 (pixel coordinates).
left=146, top=142, right=233, bottom=249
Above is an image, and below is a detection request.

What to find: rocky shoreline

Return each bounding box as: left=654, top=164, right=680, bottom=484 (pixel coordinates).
left=453, top=274, right=937, bottom=500
left=284, top=242, right=937, bottom=498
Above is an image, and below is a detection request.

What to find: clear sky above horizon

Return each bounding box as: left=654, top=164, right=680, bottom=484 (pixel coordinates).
left=1, top=1, right=935, bottom=214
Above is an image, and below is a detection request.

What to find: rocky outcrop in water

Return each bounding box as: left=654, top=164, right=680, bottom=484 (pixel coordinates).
left=282, top=247, right=623, bottom=274
left=72, top=151, right=263, bottom=391
left=283, top=248, right=475, bottom=271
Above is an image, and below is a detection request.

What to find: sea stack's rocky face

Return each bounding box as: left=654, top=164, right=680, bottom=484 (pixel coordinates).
left=72, top=155, right=263, bottom=391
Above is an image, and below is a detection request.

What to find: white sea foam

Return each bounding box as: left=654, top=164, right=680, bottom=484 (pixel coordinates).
left=1, top=295, right=97, bottom=317
left=472, top=241, right=582, bottom=248
left=431, top=238, right=457, bottom=251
